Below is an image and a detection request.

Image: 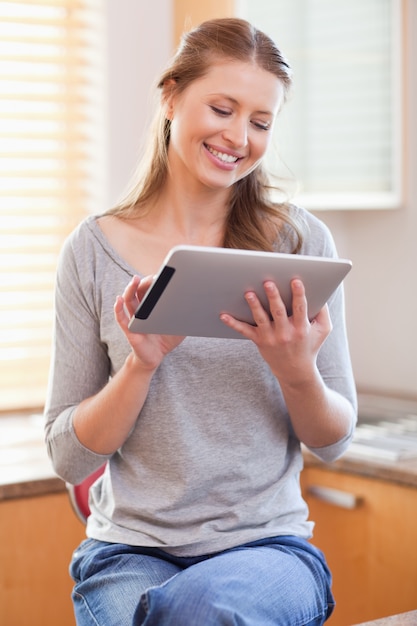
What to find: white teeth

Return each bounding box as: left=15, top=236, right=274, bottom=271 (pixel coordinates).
left=206, top=146, right=238, bottom=163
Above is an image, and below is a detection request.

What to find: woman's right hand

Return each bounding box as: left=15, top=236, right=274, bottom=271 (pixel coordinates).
left=114, top=275, right=185, bottom=371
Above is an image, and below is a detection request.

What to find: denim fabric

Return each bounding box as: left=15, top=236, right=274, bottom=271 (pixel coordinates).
left=70, top=536, right=335, bottom=626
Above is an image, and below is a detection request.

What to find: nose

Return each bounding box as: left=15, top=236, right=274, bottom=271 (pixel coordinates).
left=222, top=117, right=248, bottom=149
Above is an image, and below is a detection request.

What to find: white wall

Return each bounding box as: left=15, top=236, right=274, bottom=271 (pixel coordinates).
left=104, top=0, right=173, bottom=206
left=315, top=2, right=417, bottom=399
left=104, top=1, right=417, bottom=400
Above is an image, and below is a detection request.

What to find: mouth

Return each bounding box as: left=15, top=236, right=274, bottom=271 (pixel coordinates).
left=204, top=143, right=242, bottom=164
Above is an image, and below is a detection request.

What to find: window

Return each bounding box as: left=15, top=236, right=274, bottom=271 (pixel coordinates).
left=237, top=0, right=404, bottom=210
left=0, top=0, right=106, bottom=411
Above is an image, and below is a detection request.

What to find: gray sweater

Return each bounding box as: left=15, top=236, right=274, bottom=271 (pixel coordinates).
left=44, top=210, right=357, bottom=557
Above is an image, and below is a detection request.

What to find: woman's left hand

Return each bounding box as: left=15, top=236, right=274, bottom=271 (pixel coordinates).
left=220, top=279, right=332, bottom=386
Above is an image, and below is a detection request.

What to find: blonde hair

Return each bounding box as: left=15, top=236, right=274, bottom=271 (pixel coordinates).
left=107, top=18, right=305, bottom=252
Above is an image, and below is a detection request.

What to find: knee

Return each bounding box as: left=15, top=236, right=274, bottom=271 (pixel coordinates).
left=133, top=575, right=240, bottom=626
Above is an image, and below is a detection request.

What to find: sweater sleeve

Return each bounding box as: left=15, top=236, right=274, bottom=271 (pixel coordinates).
left=298, top=213, right=358, bottom=462
left=44, top=228, right=112, bottom=484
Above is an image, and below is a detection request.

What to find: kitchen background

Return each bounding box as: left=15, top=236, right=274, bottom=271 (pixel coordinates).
left=1, top=3, right=416, bottom=625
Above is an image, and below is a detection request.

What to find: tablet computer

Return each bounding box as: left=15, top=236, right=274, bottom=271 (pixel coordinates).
left=128, top=245, right=352, bottom=340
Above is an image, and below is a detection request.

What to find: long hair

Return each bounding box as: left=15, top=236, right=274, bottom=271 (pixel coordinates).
left=107, top=18, right=305, bottom=252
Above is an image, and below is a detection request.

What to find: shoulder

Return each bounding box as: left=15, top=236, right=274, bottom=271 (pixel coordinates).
left=287, top=204, right=337, bottom=258
left=59, top=214, right=123, bottom=272
left=56, top=215, right=114, bottom=292
left=61, top=214, right=102, bottom=256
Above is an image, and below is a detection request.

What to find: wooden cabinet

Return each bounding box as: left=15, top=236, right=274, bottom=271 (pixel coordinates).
left=0, top=491, right=85, bottom=626
left=2, top=468, right=416, bottom=626
left=301, top=467, right=417, bottom=626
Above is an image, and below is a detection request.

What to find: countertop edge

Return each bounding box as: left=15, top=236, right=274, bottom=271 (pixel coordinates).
left=352, top=609, right=417, bottom=625
left=1, top=413, right=417, bottom=503
left=303, top=449, right=417, bottom=489
left=0, top=476, right=67, bottom=502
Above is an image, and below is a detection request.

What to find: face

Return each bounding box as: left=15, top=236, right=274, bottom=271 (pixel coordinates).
left=165, top=60, right=285, bottom=192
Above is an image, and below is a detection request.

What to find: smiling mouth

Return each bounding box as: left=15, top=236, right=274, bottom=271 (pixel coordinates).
left=204, top=144, right=241, bottom=164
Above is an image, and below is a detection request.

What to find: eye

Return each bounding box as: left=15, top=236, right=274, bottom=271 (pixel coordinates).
left=252, top=120, right=271, bottom=131
left=210, top=105, right=231, bottom=117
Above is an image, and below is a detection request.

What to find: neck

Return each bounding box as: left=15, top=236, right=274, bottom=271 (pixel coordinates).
left=151, top=181, right=231, bottom=247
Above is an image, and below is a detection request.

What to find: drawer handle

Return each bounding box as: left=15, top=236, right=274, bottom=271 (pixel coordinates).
left=306, top=485, right=362, bottom=510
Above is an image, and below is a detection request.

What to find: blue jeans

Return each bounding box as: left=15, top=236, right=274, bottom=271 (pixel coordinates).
left=70, top=535, right=335, bottom=626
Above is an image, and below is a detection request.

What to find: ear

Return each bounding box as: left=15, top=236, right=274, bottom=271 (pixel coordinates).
left=161, top=78, right=177, bottom=120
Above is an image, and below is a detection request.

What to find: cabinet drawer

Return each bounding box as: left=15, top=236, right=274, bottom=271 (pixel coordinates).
left=301, top=467, right=417, bottom=626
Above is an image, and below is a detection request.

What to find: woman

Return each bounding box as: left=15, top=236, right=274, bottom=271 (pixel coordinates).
left=45, top=17, right=357, bottom=626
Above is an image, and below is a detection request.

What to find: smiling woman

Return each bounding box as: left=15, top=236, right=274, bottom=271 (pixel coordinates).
left=0, top=0, right=106, bottom=411
left=43, top=16, right=357, bottom=626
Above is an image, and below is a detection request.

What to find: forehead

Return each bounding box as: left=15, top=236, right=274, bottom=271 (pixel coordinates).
left=183, top=60, right=285, bottom=114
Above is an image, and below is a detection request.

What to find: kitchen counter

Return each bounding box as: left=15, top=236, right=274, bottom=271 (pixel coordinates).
left=304, top=393, right=417, bottom=488
left=303, top=447, right=417, bottom=489
left=0, top=413, right=65, bottom=501
left=2, top=393, right=417, bottom=501
left=353, top=609, right=417, bottom=625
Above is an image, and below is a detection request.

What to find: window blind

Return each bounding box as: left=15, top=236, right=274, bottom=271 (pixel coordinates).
left=239, top=0, right=403, bottom=209
left=0, top=0, right=106, bottom=411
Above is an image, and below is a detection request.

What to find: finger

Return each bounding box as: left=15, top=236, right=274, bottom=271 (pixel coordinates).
left=290, top=279, right=308, bottom=323
left=121, top=277, right=140, bottom=317
left=122, top=275, right=141, bottom=300
left=114, top=295, right=130, bottom=332
left=262, top=281, right=288, bottom=322
left=311, top=304, right=333, bottom=334
left=244, top=290, right=273, bottom=327
left=136, top=274, right=155, bottom=299
left=219, top=312, right=258, bottom=340
left=122, top=275, right=152, bottom=318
